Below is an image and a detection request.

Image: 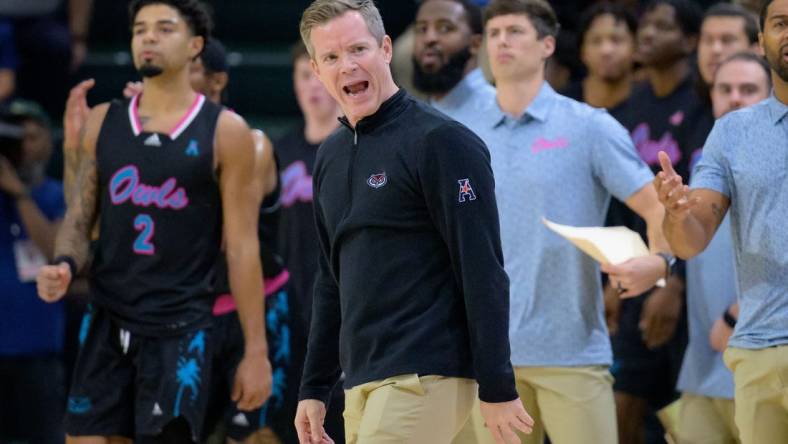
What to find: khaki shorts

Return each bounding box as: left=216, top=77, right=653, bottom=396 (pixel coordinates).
left=724, top=346, right=788, bottom=444
left=676, top=393, right=738, bottom=444
left=344, top=374, right=476, bottom=444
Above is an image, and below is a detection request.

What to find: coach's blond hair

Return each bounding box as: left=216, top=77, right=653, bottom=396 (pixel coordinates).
left=299, top=0, right=386, bottom=58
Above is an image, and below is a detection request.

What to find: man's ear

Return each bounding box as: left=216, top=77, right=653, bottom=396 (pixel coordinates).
left=541, top=35, right=556, bottom=60
left=382, top=35, right=393, bottom=64
left=470, top=34, right=483, bottom=56
left=190, top=35, right=204, bottom=61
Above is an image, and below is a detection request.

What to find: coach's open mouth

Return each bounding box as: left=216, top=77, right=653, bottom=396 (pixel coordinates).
left=343, top=81, right=369, bottom=97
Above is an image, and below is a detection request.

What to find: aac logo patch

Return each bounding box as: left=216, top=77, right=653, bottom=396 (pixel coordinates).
left=185, top=139, right=199, bottom=157
left=458, top=178, right=476, bottom=202
left=367, top=172, right=387, bottom=189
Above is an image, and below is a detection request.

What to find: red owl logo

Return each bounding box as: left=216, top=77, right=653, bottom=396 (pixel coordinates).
left=367, top=172, right=387, bottom=189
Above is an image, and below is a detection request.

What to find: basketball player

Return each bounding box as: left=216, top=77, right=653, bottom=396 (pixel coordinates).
left=36, top=0, right=270, bottom=442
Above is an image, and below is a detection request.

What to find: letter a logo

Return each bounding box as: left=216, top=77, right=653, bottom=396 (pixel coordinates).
left=458, top=178, right=477, bottom=203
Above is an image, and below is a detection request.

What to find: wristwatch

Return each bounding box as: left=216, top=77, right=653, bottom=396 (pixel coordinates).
left=723, top=307, right=738, bottom=328
left=656, top=252, right=676, bottom=280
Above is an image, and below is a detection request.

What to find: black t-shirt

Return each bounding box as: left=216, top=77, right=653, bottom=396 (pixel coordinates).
left=275, top=126, right=322, bottom=331
left=682, top=103, right=715, bottom=175
left=560, top=80, right=632, bottom=123
left=607, top=76, right=705, bottom=236
left=92, top=96, right=223, bottom=336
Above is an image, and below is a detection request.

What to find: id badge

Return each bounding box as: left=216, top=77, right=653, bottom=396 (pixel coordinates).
left=13, top=239, right=47, bottom=282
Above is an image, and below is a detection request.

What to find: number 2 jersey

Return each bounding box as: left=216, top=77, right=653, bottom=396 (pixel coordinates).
left=90, top=94, right=223, bottom=336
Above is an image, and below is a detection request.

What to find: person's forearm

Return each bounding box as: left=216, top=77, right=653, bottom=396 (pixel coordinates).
left=63, top=144, right=79, bottom=205
left=663, top=213, right=711, bottom=259
left=227, top=242, right=267, bottom=354
left=299, top=277, right=342, bottom=404
left=54, top=210, right=92, bottom=271
left=643, top=205, right=671, bottom=254
left=16, top=197, right=59, bottom=259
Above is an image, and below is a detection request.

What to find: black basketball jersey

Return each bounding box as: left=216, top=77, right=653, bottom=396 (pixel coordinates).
left=91, top=93, right=223, bottom=336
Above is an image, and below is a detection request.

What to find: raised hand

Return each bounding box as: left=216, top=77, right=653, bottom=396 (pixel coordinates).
left=64, top=79, right=96, bottom=149
left=653, top=151, right=698, bottom=222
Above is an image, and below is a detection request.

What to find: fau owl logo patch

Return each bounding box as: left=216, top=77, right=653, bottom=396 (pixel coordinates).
left=458, top=178, right=476, bottom=202
left=367, top=172, right=387, bottom=189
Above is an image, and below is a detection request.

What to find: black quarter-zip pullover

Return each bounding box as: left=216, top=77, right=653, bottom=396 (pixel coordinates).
left=299, top=89, right=517, bottom=403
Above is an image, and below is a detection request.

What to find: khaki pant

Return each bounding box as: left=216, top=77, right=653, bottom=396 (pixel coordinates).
left=724, top=346, right=788, bottom=444
left=343, top=374, right=476, bottom=444
left=677, top=393, right=738, bottom=444
left=454, top=366, right=617, bottom=444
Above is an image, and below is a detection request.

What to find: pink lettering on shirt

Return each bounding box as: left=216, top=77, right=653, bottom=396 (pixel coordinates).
left=109, top=165, right=189, bottom=210
left=531, top=137, right=569, bottom=154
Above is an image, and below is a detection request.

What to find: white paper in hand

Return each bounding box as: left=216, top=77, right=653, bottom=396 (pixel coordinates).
left=542, top=218, right=665, bottom=287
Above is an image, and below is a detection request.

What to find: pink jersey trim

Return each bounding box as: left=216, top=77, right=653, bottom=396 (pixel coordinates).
left=212, top=269, right=291, bottom=316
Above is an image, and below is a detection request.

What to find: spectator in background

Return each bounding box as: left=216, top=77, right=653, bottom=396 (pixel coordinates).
left=606, top=1, right=703, bottom=443
left=562, top=2, right=637, bottom=122
left=411, top=0, right=494, bottom=127
left=676, top=52, right=771, bottom=444
left=0, top=99, right=66, bottom=444
left=274, top=40, right=345, bottom=444
left=0, top=19, right=17, bottom=104
left=393, top=0, right=491, bottom=97
left=683, top=3, right=760, bottom=169
left=0, top=0, right=94, bottom=119
left=697, top=4, right=759, bottom=90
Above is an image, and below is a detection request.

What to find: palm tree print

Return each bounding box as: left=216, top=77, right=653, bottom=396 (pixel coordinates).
left=187, top=330, right=205, bottom=359
left=173, top=330, right=205, bottom=416
left=174, top=357, right=201, bottom=417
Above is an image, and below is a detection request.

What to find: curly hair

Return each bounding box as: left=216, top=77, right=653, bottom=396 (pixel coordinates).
left=128, top=0, right=213, bottom=42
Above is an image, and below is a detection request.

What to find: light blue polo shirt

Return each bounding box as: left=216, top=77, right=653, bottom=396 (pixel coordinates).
left=465, top=82, right=654, bottom=366
left=691, top=95, right=788, bottom=351
left=430, top=68, right=495, bottom=129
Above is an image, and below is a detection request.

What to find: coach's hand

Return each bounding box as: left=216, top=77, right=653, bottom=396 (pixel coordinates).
left=37, top=263, right=72, bottom=303
left=480, top=398, right=534, bottom=444
left=654, top=151, right=699, bottom=222
left=232, top=350, right=272, bottom=411
left=295, top=399, right=334, bottom=444
left=601, top=254, right=666, bottom=299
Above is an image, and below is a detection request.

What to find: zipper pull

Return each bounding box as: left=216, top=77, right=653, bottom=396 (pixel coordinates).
left=354, top=130, right=358, bottom=146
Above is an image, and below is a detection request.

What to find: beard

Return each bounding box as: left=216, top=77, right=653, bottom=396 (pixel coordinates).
left=138, top=62, right=164, bottom=78
left=412, top=46, right=472, bottom=95
left=765, top=44, right=788, bottom=83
